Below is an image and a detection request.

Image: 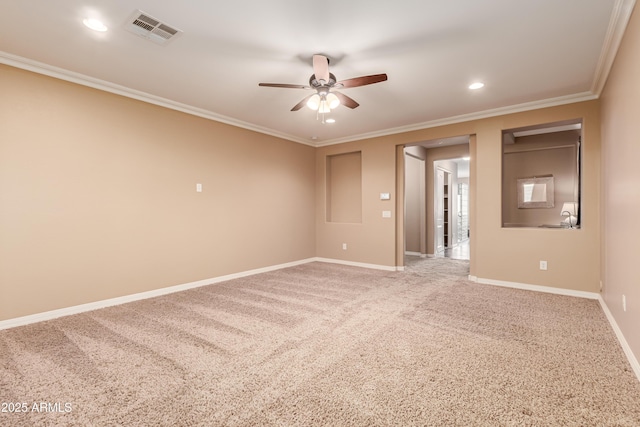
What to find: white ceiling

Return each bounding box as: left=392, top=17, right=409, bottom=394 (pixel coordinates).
left=0, top=0, right=634, bottom=146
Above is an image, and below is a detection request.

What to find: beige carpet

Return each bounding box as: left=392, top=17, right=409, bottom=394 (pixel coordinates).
left=1, top=259, right=639, bottom=426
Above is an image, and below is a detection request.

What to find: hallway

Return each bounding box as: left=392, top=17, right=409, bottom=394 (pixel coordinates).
left=444, top=239, right=470, bottom=260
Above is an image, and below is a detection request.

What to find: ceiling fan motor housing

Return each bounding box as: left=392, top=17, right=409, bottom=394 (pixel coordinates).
left=310, top=73, right=337, bottom=88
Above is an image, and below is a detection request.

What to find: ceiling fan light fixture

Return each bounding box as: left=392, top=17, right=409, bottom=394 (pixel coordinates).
left=326, top=93, right=340, bottom=109
left=307, top=93, right=339, bottom=113
left=318, top=96, right=331, bottom=114
left=306, top=94, right=321, bottom=110
left=259, top=54, right=386, bottom=119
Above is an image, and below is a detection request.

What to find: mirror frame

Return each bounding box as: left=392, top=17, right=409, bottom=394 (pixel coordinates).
left=517, top=176, right=554, bottom=208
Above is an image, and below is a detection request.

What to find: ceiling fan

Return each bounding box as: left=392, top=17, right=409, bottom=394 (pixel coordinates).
left=259, top=54, right=387, bottom=121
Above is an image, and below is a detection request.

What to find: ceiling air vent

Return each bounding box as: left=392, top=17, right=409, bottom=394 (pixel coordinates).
left=124, top=10, right=182, bottom=45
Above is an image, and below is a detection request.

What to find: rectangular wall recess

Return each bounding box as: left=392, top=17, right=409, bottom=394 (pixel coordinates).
left=326, top=152, right=362, bottom=223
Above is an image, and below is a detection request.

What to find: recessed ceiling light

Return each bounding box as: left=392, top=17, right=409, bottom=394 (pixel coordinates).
left=83, top=18, right=108, bottom=32
left=469, top=82, right=484, bottom=90
left=325, top=118, right=336, bottom=124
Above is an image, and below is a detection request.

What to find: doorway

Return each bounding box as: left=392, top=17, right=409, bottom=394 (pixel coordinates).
left=444, top=180, right=470, bottom=259
left=435, top=167, right=450, bottom=254
left=403, top=136, right=471, bottom=262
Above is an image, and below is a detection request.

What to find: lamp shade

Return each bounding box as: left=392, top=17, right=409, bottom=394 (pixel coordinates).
left=326, top=93, right=340, bottom=109
left=561, top=202, right=577, bottom=216
left=306, top=92, right=340, bottom=112
left=306, top=94, right=321, bottom=110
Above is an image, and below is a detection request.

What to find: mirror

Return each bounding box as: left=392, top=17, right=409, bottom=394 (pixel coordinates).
left=517, top=176, right=554, bottom=208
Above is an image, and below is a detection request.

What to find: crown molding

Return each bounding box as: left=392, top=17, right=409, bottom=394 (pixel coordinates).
left=0, top=47, right=609, bottom=149
left=591, top=0, right=637, bottom=95
left=314, top=91, right=598, bottom=147
left=0, top=51, right=314, bottom=147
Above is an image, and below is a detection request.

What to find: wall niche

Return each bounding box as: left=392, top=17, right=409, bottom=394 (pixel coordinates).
left=502, top=119, right=581, bottom=229
left=326, top=151, right=362, bottom=223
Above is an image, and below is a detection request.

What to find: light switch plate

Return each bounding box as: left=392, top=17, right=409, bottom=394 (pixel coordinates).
left=382, top=210, right=392, bottom=218
left=380, top=192, right=390, bottom=200
left=196, top=183, right=202, bottom=192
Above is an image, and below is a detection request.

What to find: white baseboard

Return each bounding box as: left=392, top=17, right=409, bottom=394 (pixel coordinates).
left=313, top=257, right=399, bottom=272
left=3, top=259, right=637, bottom=383
left=469, top=276, right=639, bottom=382
left=597, top=297, right=640, bottom=382
left=404, top=251, right=428, bottom=258
left=0, top=258, right=317, bottom=331
left=471, top=276, right=600, bottom=299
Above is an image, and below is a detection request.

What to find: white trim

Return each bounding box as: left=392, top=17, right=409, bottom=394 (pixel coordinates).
left=0, top=257, right=403, bottom=330
left=314, top=92, right=598, bottom=147
left=0, top=50, right=602, bottom=149
left=404, top=251, right=422, bottom=257
left=0, top=258, right=317, bottom=331
left=470, top=276, right=639, bottom=382
left=313, top=257, right=400, bottom=271
left=474, top=277, right=600, bottom=300
left=2, top=259, right=636, bottom=381
left=591, top=0, right=637, bottom=95
left=0, top=51, right=313, bottom=147
left=597, top=296, right=640, bottom=382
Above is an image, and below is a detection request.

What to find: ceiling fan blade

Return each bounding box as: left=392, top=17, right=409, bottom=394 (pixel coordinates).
left=337, top=73, right=388, bottom=88
left=333, top=91, right=359, bottom=109
left=312, top=54, right=330, bottom=84
left=259, top=83, right=309, bottom=89
left=291, top=94, right=315, bottom=111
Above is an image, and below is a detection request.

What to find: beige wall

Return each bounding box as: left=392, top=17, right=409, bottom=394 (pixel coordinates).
left=317, top=101, right=601, bottom=293
left=600, top=6, right=640, bottom=362
left=0, top=65, right=316, bottom=320
left=316, top=139, right=398, bottom=266
left=1, top=64, right=605, bottom=325
left=404, top=152, right=424, bottom=254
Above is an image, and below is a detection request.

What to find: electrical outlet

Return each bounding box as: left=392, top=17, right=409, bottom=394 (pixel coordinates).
left=623, top=295, right=627, bottom=312
left=539, top=260, right=547, bottom=270
left=196, top=183, right=202, bottom=192
left=342, top=243, right=347, bottom=250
